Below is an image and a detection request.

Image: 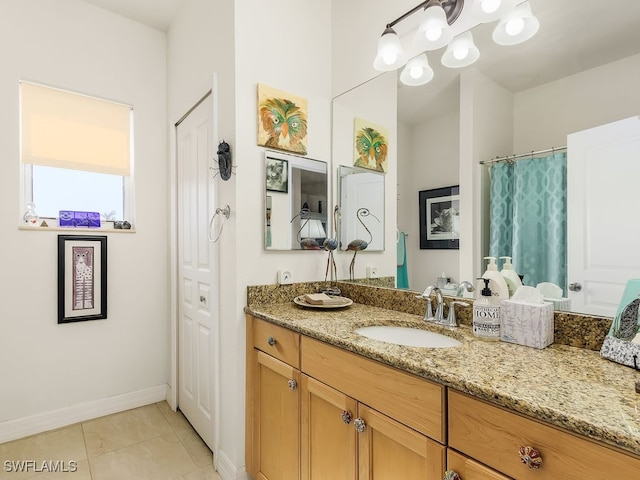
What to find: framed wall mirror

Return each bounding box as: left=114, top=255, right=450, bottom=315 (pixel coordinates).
left=264, top=150, right=328, bottom=250
left=338, top=165, right=384, bottom=252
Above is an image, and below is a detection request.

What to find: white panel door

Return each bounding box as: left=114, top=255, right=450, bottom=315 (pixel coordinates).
left=340, top=172, right=384, bottom=251
left=176, top=96, right=217, bottom=450
left=567, top=116, right=640, bottom=317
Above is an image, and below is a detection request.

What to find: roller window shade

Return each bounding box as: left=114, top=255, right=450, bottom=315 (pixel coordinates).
left=20, top=82, right=131, bottom=176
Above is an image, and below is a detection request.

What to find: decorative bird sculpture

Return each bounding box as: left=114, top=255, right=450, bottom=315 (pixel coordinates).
left=291, top=208, right=322, bottom=250
left=323, top=205, right=340, bottom=282
left=347, top=207, right=380, bottom=281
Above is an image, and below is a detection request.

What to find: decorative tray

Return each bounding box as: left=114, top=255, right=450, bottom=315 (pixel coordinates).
left=293, top=295, right=353, bottom=309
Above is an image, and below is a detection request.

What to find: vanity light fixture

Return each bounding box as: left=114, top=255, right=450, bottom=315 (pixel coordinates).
left=441, top=31, right=480, bottom=68
left=492, top=1, right=539, bottom=45
left=400, top=54, right=435, bottom=86
left=374, top=0, right=539, bottom=86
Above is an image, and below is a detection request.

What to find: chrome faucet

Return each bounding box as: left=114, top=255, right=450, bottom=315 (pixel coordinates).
left=418, top=285, right=444, bottom=323
left=457, top=280, right=475, bottom=297
left=445, top=301, right=470, bottom=327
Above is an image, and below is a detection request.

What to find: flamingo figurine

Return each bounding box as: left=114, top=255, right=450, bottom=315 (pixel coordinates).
left=347, top=207, right=380, bottom=281
left=291, top=208, right=323, bottom=250
left=322, top=205, right=340, bottom=281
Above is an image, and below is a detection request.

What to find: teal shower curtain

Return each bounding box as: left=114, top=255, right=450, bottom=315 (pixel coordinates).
left=489, top=152, right=567, bottom=292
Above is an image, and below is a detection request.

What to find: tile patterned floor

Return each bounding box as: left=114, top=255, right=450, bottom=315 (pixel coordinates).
left=0, top=402, right=222, bottom=480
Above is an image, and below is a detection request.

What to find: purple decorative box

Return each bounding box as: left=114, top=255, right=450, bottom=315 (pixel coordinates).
left=59, top=211, right=101, bottom=228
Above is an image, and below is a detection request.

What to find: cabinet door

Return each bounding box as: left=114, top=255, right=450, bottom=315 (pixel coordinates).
left=357, top=404, right=445, bottom=480
left=301, top=375, right=357, bottom=480
left=447, top=449, right=511, bottom=480
left=254, top=350, right=300, bottom=480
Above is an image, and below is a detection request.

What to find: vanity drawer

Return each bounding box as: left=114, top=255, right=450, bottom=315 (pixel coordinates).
left=448, top=390, right=640, bottom=480
left=301, top=336, right=445, bottom=443
left=252, top=318, right=300, bottom=368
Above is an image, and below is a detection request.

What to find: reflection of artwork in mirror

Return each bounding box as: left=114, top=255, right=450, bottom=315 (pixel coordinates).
left=353, top=118, right=388, bottom=173
left=419, top=186, right=460, bottom=250
left=266, top=157, right=288, bottom=193
left=257, top=83, right=308, bottom=155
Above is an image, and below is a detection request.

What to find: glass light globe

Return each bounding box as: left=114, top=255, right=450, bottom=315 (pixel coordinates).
left=453, top=47, right=469, bottom=60
left=382, top=51, right=397, bottom=65
left=426, top=27, right=442, bottom=41
left=505, top=16, right=525, bottom=36
left=410, top=65, right=423, bottom=79
left=481, top=0, right=501, bottom=14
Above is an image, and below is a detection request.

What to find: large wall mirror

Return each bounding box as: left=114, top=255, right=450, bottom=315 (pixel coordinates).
left=264, top=150, right=328, bottom=250
left=331, top=0, right=640, bottom=317
left=338, top=166, right=385, bottom=252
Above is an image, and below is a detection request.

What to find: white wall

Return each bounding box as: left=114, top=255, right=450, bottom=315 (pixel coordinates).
left=169, top=0, right=332, bottom=476
left=0, top=0, right=169, bottom=438
left=514, top=53, right=640, bottom=151
left=402, top=103, right=460, bottom=290
left=332, top=72, right=398, bottom=280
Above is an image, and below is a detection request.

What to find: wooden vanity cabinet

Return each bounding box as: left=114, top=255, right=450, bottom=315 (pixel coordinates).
left=448, top=390, right=640, bottom=480
left=247, top=317, right=301, bottom=480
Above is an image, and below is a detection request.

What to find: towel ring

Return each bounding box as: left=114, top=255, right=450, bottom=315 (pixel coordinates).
left=208, top=205, right=231, bottom=243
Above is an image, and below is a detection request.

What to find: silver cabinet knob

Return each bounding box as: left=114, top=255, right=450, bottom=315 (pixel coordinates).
left=568, top=282, right=582, bottom=292
left=354, top=418, right=366, bottom=433
left=267, top=336, right=276, bottom=346
left=287, top=379, right=297, bottom=390
left=341, top=410, right=352, bottom=424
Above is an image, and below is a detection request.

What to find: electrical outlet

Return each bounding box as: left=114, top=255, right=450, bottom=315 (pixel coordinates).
left=366, top=266, right=379, bottom=279
left=277, top=270, right=293, bottom=285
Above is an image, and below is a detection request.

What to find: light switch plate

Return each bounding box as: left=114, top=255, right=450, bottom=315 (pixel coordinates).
left=277, top=270, right=293, bottom=285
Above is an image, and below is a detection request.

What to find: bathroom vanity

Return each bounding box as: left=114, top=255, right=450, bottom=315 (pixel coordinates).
left=245, top=288, right=640, bottom=480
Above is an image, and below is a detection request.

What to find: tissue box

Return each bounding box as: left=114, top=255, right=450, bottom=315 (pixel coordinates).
left=543, top=297, right=572, bottom=312
left=500, top=300, right=554, bottom=349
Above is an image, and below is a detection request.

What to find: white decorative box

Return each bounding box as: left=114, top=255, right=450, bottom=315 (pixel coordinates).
left=500, top=300, right=554, bottom=349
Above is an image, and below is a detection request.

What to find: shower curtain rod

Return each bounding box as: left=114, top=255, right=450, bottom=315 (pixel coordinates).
left=480, top=145, right=567, bottom=166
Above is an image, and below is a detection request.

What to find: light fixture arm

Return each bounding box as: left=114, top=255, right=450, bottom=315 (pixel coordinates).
left=385, top=0, right=463, bottom=30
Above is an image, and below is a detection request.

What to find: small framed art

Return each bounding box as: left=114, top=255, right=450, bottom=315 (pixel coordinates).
left=419, top=186, right=460, bottom=249
left=58, top=235, right=107, bottom=323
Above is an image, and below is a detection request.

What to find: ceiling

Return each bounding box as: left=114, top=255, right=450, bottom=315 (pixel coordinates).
left=82, top=0, right=186, bottom=31
left=81, top=0, right=640, bottom=125
left=396, top=0, right=640, bottom=124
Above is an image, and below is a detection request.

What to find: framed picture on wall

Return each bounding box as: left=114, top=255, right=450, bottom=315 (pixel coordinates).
left=265, top=157, right=288, bottom=193
left=419, top=186, right=460, bottom=249
left=58, top=235, right=107, bottom=323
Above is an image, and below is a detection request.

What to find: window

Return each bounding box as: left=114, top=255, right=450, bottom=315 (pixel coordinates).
left=20, top=81, right=133, bottom=225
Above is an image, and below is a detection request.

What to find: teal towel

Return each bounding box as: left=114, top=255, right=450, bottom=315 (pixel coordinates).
left=609, top=279, right=640, bottom=337
left=396, top=231, right=409, bottom=289
left=397, top=230, right=406, bottom=266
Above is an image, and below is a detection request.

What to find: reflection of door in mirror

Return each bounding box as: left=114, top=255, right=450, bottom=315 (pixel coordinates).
left=567, top=116, right=640, bottom=318
left=339, top=166, right=384, bottom=252
left=264, top=151, right=328, bottom=250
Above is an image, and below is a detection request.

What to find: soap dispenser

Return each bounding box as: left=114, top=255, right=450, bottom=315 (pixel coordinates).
left=499, top=256, right=523, bottom=297
left=473, top=278, right=501, bottom=341
left=478, top=257, right=509, bottom=302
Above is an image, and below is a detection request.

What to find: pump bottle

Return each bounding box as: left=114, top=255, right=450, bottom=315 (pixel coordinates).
left=477, top=257, right=509, bottom=302
left=473, top=278, right=501, bottom=341
left=499, top=256, right=523, bottom=297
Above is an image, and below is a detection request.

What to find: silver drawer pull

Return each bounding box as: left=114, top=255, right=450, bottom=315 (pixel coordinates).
left=267, top=336, right=276, bottom=346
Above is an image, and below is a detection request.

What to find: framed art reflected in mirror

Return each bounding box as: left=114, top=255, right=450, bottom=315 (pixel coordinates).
left=419, top=186, right=460, bottom=250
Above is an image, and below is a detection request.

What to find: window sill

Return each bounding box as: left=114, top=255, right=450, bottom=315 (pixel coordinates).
left=19, top=225, right=136, bottom=233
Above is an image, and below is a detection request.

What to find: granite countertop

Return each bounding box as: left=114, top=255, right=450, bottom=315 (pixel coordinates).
left=246, top=300, right=640, bottom=458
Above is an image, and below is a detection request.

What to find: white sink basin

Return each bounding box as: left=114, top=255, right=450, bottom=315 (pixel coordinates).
left=355, top=326, right=462, bottom=348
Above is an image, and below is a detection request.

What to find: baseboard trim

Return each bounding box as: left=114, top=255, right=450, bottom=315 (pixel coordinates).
left=215, top=449, right=248, bottom=480
left=0, top=384, right=167, bottom=444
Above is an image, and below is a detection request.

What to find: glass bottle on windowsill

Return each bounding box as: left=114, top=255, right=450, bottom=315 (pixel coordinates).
left=23, top=202, right=39, bottom=227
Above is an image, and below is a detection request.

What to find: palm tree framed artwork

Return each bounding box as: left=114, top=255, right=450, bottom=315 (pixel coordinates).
left=257, top=83, right=308, bottom=155
left=353, top=118, right=388, bottom=173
